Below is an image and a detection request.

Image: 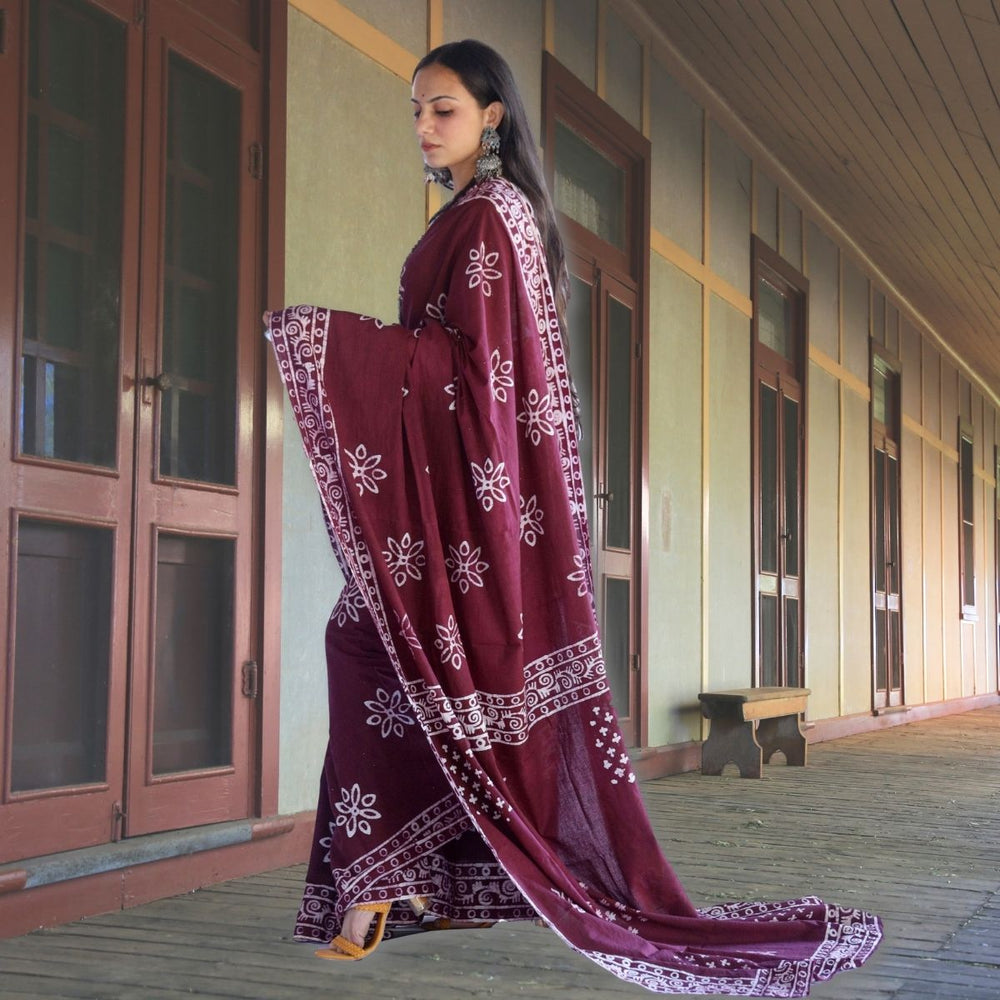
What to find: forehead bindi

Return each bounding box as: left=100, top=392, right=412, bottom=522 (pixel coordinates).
left=411, top=65, right=471, bottom=104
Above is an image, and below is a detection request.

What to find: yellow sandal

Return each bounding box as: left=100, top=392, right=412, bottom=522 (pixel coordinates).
left=315, top=901, right=392, bottom=961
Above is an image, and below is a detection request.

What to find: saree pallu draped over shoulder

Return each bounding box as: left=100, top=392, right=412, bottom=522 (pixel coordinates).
left=268, top=177, right=882, bottom=996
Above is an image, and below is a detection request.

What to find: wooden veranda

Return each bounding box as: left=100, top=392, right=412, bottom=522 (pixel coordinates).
left=1, top=708, right=998, bottom=999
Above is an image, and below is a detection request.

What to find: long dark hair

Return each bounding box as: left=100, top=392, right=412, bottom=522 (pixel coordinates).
left=414, top=40, right=569, bottom=327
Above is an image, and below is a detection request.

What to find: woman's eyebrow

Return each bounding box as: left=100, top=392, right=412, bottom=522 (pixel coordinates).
left=410, top=94, right=459, bottom=104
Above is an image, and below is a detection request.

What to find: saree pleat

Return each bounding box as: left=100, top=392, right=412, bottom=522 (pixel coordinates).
left=270, top=177, right=882, bottom=996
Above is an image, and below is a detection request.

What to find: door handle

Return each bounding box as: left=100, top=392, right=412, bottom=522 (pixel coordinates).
left=142, top=372, right=174, bottom=392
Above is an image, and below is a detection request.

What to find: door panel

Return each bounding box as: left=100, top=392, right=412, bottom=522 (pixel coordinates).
left=566, top=259, right=638, bottom=743
left=1, top=0, right=261, bottom=861
left=755, top=372, right=803, bottom=687
left=1, top=0, right=136, bottom=863
left=125, top=2, right=258, bottom=835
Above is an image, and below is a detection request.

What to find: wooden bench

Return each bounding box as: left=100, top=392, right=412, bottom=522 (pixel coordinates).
left=697, top=687, right=810, bottom=778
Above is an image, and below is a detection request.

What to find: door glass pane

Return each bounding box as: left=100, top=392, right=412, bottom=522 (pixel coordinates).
left=11, top=519, right=112, bottom=792
left=19, top=0, right=124, bottom=467
left=888, top=610, right=901, bottom=693
left=759, top=593, right=778, bottom=686
left=603, top=577, right=630, bottom=718
left=874, top=448, right=886, bottom=593
left=782, top=394, right=800, bottom=577
left=784, top=596, right=799, bottom=687
left=757, top=277, right=795, bottom=363
left=875, top=607, right=887, bottom=692
left=887, top=454, right=900, bottom=595
left=159, top=55, right=239, bottom=484
left=567, top=274, right=595, bottom=541
left=554, top=120, right=626, bottom=250
left=759, top=382, right=778, bottom=574
left=606, top=297, right=632, bottom=550
left=153, top=534, right=234, bottom=774
left=872, top=365, right=888, bottom=427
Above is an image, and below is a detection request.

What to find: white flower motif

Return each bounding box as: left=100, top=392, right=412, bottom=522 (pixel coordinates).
left=470, top=457, right=510, bottom=512
left=426, top=292, right=448, bottom=323
left=445, top=540, right=489, bottom=594
left=358, top=315, right=385, bottom=328
left=519, top=494, right=545, bottom=547
left=568, top=551, right=589, bottom=597
left=434, top=615, right=466, bottom=670
left=466, top=242, right=502, bottom=296
left=517, top=388, right=556, bottom=445
left=383, top=532, right=426, bottom=586
left=364, top=687, right=416, bottom=738
left=490, top=348, right=514, bottom=403
left=444, top=377, right=458, bottom=411
left=344, top=443, right=388, bottom=496
left=334, top=783, right=381, bottom=838
left=332, top=582, right=367, bottom=627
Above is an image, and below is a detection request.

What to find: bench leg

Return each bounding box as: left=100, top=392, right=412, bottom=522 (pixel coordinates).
left=757, top=714, right=807, bottom=766
left=701, top=717, right=763, bottom=778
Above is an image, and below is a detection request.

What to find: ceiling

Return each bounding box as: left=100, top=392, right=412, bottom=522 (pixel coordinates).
left=637, top=0, right=1000, bottom=404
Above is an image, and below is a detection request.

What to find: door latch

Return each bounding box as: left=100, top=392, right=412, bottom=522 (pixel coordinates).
left=242, top=660, right=259, bottom=699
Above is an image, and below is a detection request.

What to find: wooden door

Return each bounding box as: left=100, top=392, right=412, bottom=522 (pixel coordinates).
left=0, top=0, right=262, bottom=861
left=752, top=240, right=807, bottom=688
left=565, top=260, right=639, bottom=743
left=125, top=0, right=260, bottom=836
left=755, top=373, right=803, bottom=687
left=872, top=354, right=902, bottom=709
left=0, top=0, right=137, bottom=861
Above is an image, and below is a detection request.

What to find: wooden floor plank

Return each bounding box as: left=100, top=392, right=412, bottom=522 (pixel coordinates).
left=0, top=708, right=998, bottom=999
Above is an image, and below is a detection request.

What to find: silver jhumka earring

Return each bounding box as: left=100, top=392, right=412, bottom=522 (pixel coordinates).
left=474, top=125, right=502, bottom=181
left=423, top=164, right=454, bottom=189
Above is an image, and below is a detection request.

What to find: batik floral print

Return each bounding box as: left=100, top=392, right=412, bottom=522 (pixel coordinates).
left=364, top=687, right=416, bottom=738
left=333, top=784, right=381, bottom=838
left=344, top=443, right=387, bottom=495
left=270, top=175, right=882, bottom=996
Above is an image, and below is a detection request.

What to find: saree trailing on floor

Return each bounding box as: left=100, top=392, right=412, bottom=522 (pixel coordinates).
left=268, top=177, right=882, bottom=996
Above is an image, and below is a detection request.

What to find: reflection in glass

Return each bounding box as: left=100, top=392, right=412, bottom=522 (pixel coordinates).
left=554, top=120, right=626, bottom=250
left=606, top=298, right=632, bottom=550
left=757, top=277, right=795, bottom=362
left=759, top=593, right=778, bottom=687
left=20, top=0, right=124, bottom=467
left=759, top=383, right=778, bottom=574
left=782, top=395, right=799, bottom=577
left=874, top=449, right=886, bottom=593
left=784, top=597, right=800, bottom=686
left=604, top=577, right=630, bottom=718
left=159, top=55, right=239, bottom=484
left=153, top=534, right=234, bottom=774
left=12, top=519, right=112, bottom=792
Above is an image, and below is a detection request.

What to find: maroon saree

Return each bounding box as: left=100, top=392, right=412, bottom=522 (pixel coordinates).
left=268, top=177, right=882, bottom=996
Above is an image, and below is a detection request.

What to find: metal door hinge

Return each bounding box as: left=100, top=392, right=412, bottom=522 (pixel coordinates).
left=112, top=801, right=126, bottom=842
left=242, top=660, right=259, bottom=698
left=249, top=143, right=263, bottom=180
left=630, top=652, right=640, bottom=673
left=0, top=11, right=7, bottom=55
left=634, top=338, right=642, bottom=360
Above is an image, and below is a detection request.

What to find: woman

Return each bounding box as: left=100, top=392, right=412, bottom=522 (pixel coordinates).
left=266, top=39, right=882, bottom=996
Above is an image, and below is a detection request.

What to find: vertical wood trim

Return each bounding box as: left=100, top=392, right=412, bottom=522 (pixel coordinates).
left=427, top=0, right=442, bottom=49
left=776, top=188, right=784, bottom=259
left=837, top=248, right=846, bottom=715
left=701, top=283, right=711, bottom=719
left=259, top=0, right=287, bottom=820
left=595, top=0, right=606, bottom=99
left=700, top=114, right=711, bottom=718
left=640, top=39, right=650, bottom=138
left=750, top=160, right=758, bottom=237
left=423, top=0, right=441, bottom=226
left=544, top=0, right=555, bottom=54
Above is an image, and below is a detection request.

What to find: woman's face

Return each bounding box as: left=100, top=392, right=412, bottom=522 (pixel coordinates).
left=411, top=63, right=502, bottom=190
